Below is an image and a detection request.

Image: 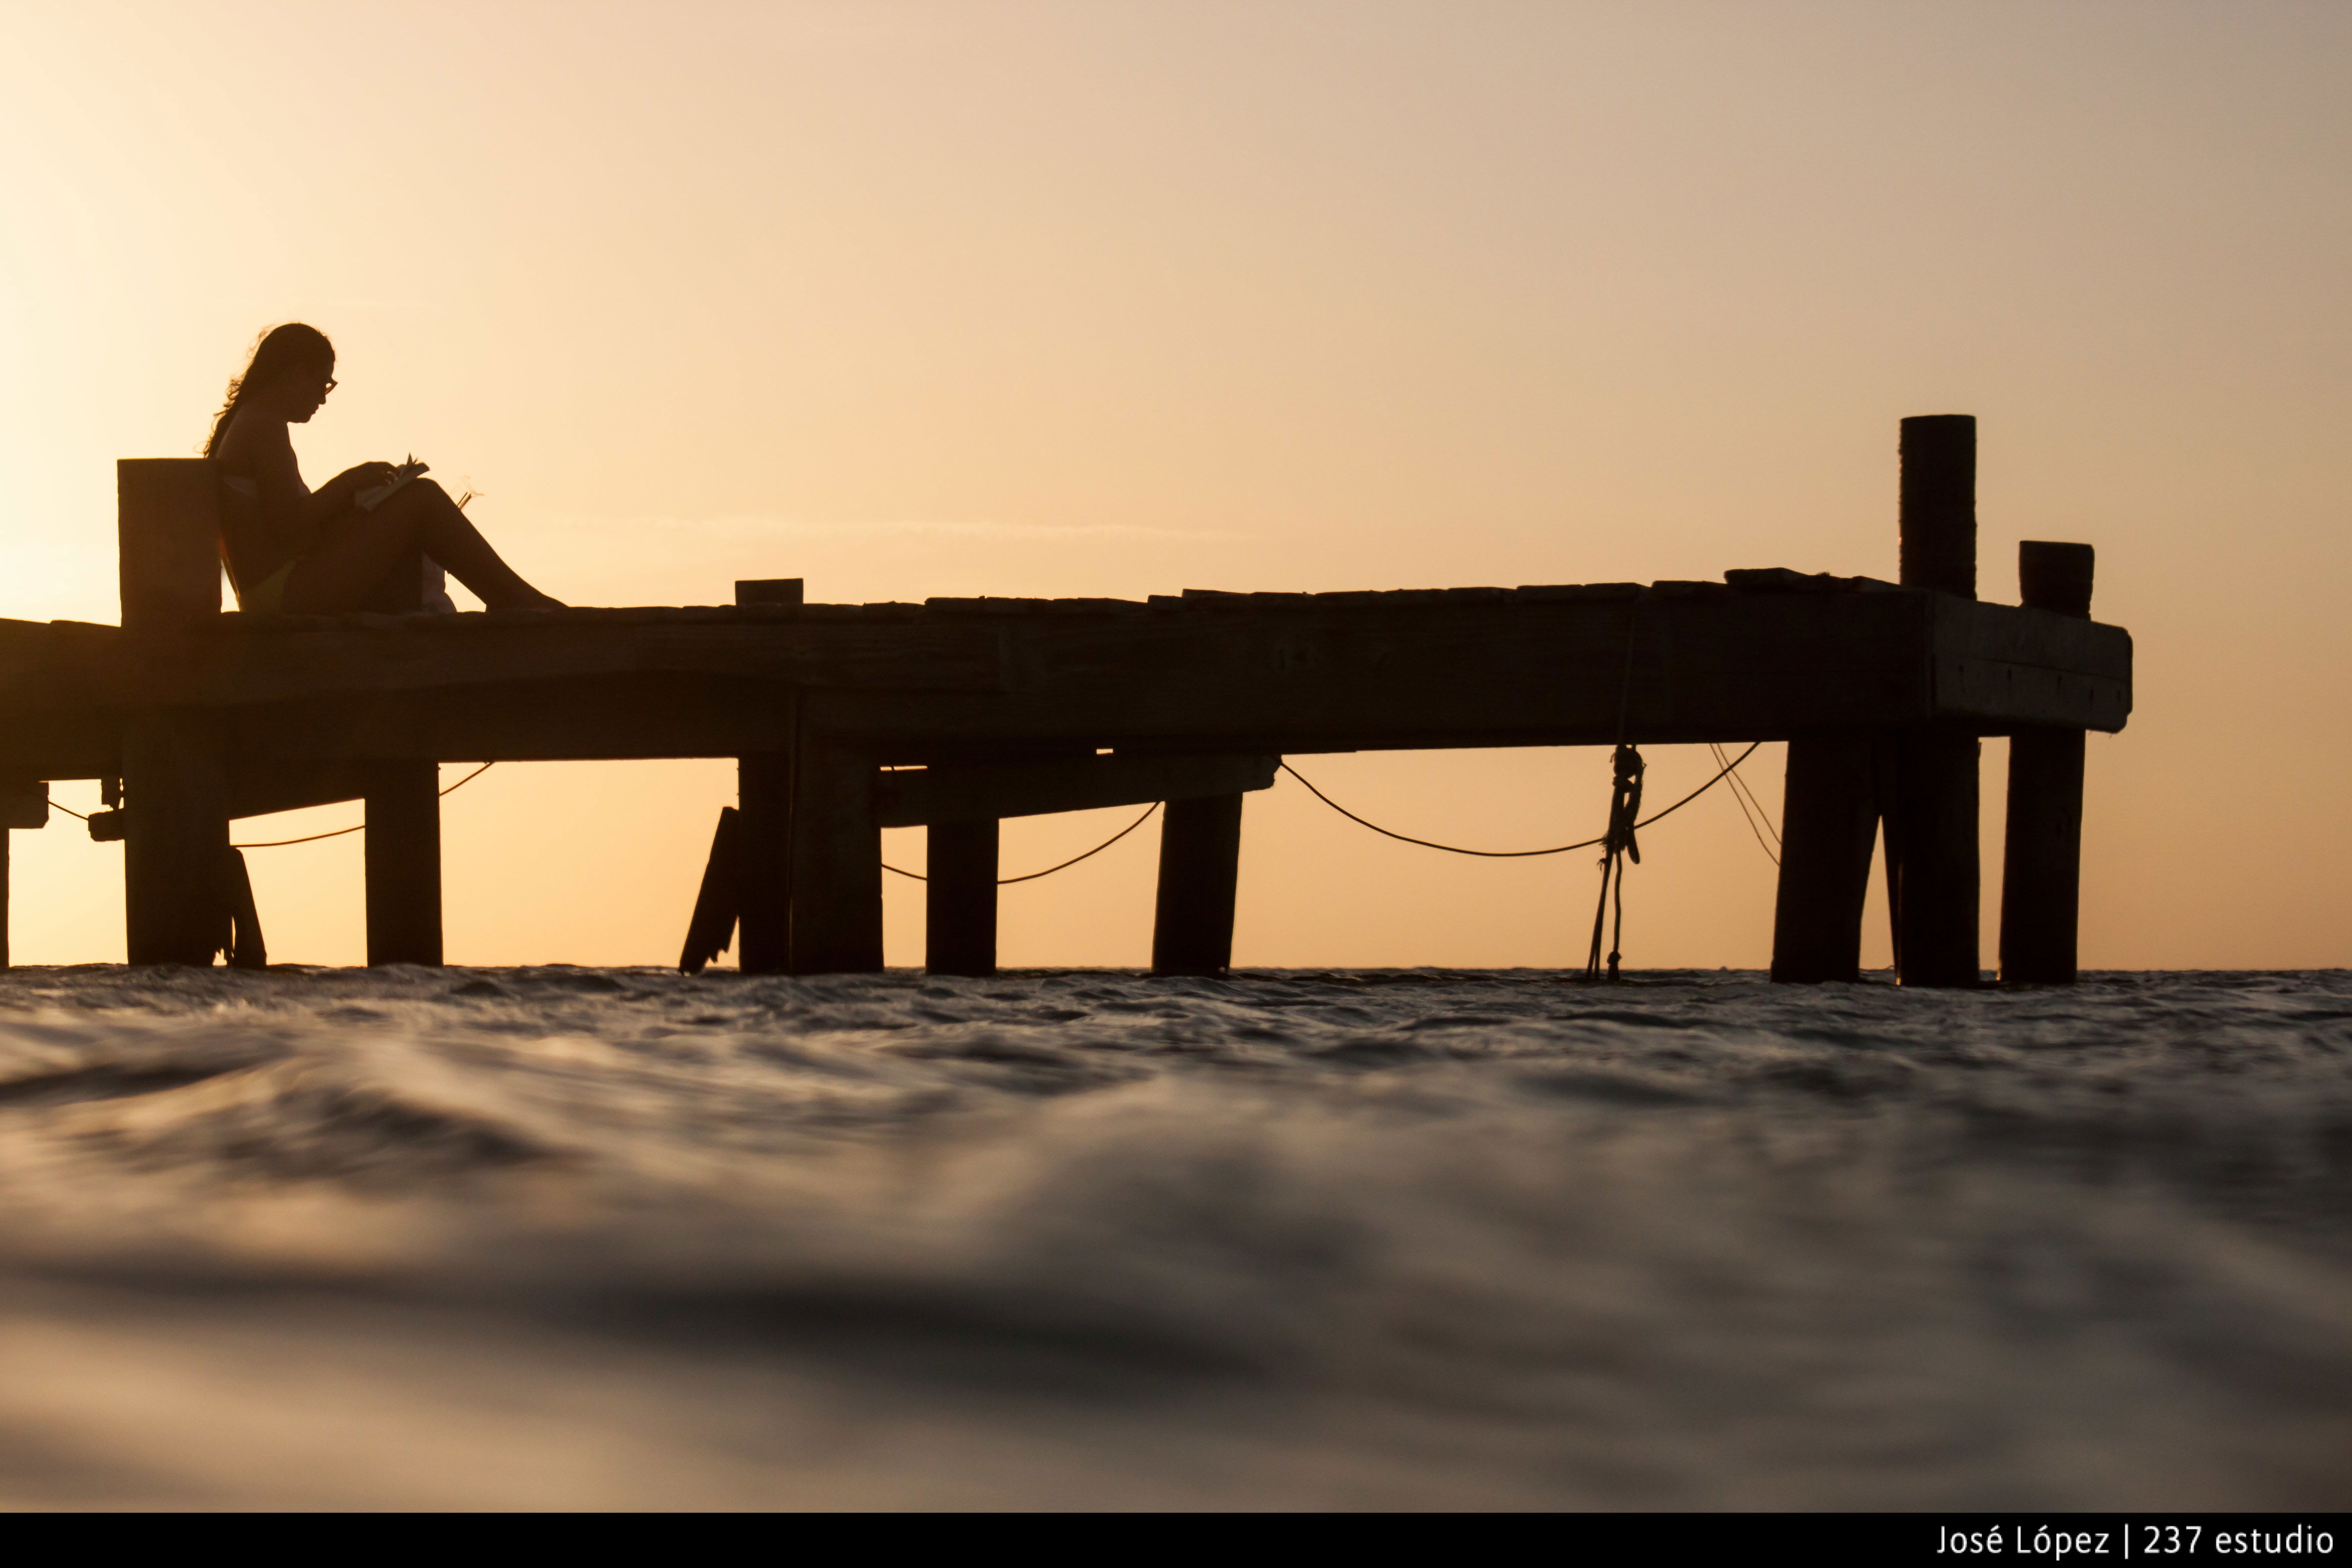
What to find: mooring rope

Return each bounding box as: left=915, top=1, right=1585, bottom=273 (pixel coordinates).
left=1278, top=744, right=1764, bottom=858
left=882, top=801, right=1162, bottom=885
left=47, top=763, right=501, bottom=845
left=1711, top=740, right=1781, bottom=866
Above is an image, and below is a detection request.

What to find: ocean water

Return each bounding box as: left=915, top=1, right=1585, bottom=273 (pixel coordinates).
left=0, top=964, right=2346, bottom=1510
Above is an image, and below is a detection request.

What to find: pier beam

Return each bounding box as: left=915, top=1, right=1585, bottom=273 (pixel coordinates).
left=364, top=761, right=442, bottom=966
left=0, top=781, right=46, bottom=970
left=926, top=819, right=999, bottom=977
left=1999, top=542, right=2096, bottom=984
left=1152, top=793, right=1243, bottom=977
left=1769, top=734, right=1878, bottom=982
left=1888, top=414, right=1982, bottom=987
left=788, top=739, right=883, bottom=975
left=124, top=714, right=231, bottom=966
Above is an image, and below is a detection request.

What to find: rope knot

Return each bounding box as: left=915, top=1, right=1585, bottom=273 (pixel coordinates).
left=1604, top=743, right=1645, bottom=864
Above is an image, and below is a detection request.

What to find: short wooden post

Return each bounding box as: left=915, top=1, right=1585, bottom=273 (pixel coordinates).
left=1152, top=794, right=1243, bottom=977
left=364, top=760, right=442, bottom=965
left=124, top=714, right=231, bottom=966
left=926, top=819, right=999, bottom=977
left=1769, top=734, right=1878, bottom=982
left=1890, top=413, right=1981, bottom=987
left=788, top=738, right=884, bottom=974
left=1999, top=541, right=2096, bottom=984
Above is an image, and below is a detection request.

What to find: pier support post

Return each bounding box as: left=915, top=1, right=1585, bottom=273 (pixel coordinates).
left=1999, top=542, right=2096, bottom=984
left=788, top=739, right=883, bottom=975
left=926, top=819, right=999, bottom=977
left=1152, top=793, right=1243, bottom=977
left=124, top=714, right=231, bottom=966
left=364, top=761, right=442, bottom=966
left=1769, top=734, right=1878, bottom=982
left=737, top=754, right=794, bottom=974
left=733, top=579, right=805, bottom=976
left=1889, top=413, right=1981, bottom=987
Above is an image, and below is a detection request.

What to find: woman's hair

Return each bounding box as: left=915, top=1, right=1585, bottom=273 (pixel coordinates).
left=202, top=322, right=335, bottom=456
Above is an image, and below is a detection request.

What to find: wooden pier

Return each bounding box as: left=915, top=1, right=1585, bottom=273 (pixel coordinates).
left=0, top=416, right=2131, bottom=984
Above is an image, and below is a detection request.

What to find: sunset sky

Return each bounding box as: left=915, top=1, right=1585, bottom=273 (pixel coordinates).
left=2, top=0, right=2346, bottom=970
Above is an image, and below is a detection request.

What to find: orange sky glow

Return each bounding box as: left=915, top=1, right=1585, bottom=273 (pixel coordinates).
left=3, top=0, right=2347, bottom=970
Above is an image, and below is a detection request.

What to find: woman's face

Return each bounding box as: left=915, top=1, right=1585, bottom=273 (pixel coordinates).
left=274, top=362, right=336, bottom=423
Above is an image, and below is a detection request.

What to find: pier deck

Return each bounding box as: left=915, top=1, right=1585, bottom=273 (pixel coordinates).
left=0, top=415, right=2135, bottom=985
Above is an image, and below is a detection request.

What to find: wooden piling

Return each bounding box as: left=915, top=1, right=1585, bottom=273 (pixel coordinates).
left=788, top=738, right=884, bottom=974
left=926, top=819, right=999, bottom=977
left=364, top=760, right=443, bottom=965
left=1152, top=793, right=1243, bottom=977
left=124, top=714, right=231, bottom=966
left=1769, top=734, right=1878, bottom=982
left=736, top=754, right=794, bottom=974
left=1999, top=541, right=2096, bottom=984
left=1891, top=414, right=1981, bottom=987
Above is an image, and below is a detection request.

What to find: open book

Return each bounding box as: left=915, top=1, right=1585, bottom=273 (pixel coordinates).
left=355, top=455, right=429, bottom=513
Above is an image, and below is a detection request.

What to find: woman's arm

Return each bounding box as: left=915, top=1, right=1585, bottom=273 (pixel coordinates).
left=304, top=461, right=396, bottom=525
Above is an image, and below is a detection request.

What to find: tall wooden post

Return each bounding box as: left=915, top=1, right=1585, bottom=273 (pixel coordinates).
left=118, top=460, right=231, bottom=967
left=2000, top=541, right=2095, bottom=984
left=1769, top=734, right=1878, bottom=982
left=1890, top=414, right=1981, bottom=987
left=788, top=738, right=884, bottom=974
left=927, top=819, right=999, bottom=977
left=1152, top=794, right=1243, bottom=977
left=734, top=580, right=804, bottom=975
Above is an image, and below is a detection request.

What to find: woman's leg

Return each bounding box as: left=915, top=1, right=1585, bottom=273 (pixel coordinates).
left=284, top=480, right=563, bottom=612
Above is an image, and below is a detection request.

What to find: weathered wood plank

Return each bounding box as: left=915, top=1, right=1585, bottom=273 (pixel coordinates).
left=680, top=806, right=746, bottom=975
left=874, top=753, right=1277, bottom=828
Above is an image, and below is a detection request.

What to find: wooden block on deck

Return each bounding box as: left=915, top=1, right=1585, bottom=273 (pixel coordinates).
left=118, top=459, right=221, bottom=634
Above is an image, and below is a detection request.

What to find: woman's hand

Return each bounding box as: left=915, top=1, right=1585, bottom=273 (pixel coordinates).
left=342, top=461, right=399, bottom=490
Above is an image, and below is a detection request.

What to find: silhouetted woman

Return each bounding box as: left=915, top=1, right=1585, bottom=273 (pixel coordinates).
left=206, top=323, right=563, bottom=613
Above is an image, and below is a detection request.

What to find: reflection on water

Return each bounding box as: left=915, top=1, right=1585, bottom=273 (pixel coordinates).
left=0, top=965, right=2346, bottom=1508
